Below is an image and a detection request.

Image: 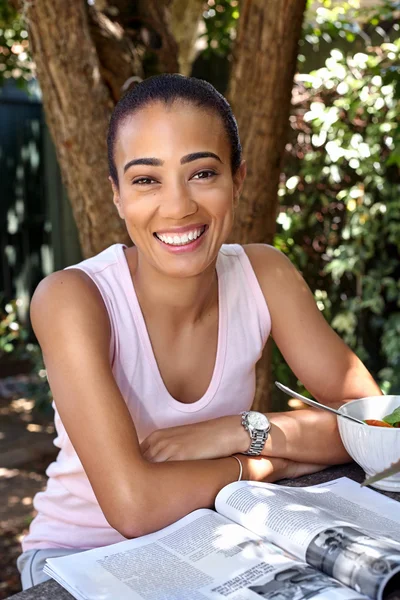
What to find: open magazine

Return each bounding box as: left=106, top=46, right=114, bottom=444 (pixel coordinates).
left=43, top=477, right=400, bottom=600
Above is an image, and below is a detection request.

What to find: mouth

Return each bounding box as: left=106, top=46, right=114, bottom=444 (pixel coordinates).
left=153, top=225, right=208, bottom=247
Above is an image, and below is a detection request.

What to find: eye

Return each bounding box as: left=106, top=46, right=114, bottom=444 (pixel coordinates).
left=132, top=177, right=157, bottom=185
left=192, top=170, right=216, bottom=180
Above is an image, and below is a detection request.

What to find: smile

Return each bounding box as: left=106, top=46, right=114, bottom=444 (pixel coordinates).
left=154, top=225, right=207, bottom=246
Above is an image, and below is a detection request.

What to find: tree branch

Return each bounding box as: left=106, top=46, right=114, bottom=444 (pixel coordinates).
left=87, top=6, right=143, bottom=103
left=169, top=0, right=204, bottom=75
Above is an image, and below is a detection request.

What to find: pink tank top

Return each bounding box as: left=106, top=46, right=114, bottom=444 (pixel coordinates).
left=22, top=243, right=271, bottom=550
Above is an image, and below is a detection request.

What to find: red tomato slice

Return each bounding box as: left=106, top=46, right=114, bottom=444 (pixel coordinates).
left=364, top=419, right=394, bottom=428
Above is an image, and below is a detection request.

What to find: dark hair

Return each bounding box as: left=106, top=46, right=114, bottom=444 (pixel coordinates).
left=107, top=74, right=242, bottom=186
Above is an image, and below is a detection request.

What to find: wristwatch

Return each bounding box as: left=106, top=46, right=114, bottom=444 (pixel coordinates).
left=241, top=411, right=271, bottom=456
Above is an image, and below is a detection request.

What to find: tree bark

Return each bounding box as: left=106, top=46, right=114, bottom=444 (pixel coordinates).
left=228, top=0, right=307, bottom=411
left=26, top=0, right=130, bottom=258
left=87, top=7, right=143, bottom=104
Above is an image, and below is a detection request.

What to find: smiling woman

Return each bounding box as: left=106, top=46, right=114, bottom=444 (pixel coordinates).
left=16, top=74, right=382, bottom=589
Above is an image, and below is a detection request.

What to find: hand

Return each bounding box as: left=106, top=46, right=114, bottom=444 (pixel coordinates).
left=141, top=416, right=249, bottom=462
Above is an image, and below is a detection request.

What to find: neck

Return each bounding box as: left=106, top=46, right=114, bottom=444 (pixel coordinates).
left=126, top=247, right=218, bottom=326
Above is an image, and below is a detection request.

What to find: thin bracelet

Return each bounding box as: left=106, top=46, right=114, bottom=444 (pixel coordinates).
left=232, top=455, right=243, bottom=482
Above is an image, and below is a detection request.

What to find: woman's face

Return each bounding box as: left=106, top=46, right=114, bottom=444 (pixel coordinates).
left=111, top=101, right=246, bottom=279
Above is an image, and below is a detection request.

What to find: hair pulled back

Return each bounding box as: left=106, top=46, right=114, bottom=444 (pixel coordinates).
left=107, top=74, right=242, bottom=186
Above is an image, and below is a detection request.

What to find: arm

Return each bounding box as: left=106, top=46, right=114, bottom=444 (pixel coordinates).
left=31, top=269, right=290, bottom=539
left=245, top=243, right=382, bottom=464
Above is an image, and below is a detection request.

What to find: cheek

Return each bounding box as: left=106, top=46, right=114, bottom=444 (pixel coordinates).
left=202, top=182, right=235, bottom=221
left=119, top=189, right=156, bottom=223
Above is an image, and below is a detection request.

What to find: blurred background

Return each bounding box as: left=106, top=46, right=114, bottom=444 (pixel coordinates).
left=0, top=0, right=399, bottom=596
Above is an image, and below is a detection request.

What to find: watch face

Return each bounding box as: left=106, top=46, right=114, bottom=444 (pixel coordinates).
left=247, top=411, right=270, bottom=430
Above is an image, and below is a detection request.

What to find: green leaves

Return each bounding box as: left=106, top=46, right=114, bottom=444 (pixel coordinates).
left=0, top=0, right=32, bottom=87
left=275, top=2, right=400, bottom=399
left=383, top=406, right=400, bottom=426
left=201, top=0, right=239, bottom=59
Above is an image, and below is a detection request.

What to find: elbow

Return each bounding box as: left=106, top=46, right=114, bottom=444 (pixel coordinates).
left=109, top=515, right=147, bottom=540
left=110, top=502, right=157, bottom=539
left=104, top=485, right=158, bottom=539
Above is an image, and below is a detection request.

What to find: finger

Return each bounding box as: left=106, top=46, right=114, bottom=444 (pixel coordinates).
left=140, top=434, right=154, bottom=454
left=141, top=431, right=164, bottom=455
left=151, top=448, right=173, bottom=463
left=151, top=441, right=180, bottom=463
left=142, top=448, right=152, bottom=461
left=140, top=440, right=149, bottom=454
left=143, top=440, right=169, bottom=463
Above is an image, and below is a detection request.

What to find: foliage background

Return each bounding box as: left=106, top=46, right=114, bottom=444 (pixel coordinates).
left=275, top=0, right=400, bottom=398
left=0, top=2, right=32, bottom=87
left=1, top=0, right=399, bottom=405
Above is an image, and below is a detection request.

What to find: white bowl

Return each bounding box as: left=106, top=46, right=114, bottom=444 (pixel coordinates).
left=338, top=395, right=400, bottom=492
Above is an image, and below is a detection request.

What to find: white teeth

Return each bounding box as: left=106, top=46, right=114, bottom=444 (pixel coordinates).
left=156, top=226, right=205, bottom=246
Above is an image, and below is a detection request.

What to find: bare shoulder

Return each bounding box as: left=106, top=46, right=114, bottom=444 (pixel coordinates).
left=243, top=243, right=303, bottom=298
left=243, top=243, right=290, bottom=270
left=31, top=268, right=106, bottom=318
left=33, top=267, right=98, bottom=293
left=30, top=268, right=110, bottom=345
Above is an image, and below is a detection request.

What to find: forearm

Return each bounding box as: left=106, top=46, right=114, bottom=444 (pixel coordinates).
left=119, top=455, right=288, bottom=538
left=262, top=409, right=350, bottom=465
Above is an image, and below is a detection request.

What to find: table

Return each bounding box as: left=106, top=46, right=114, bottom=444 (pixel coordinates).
left=9, top=463, right=400, bottom=599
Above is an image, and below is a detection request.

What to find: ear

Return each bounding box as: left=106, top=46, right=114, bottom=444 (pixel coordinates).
left=233, top=160, right=247, bottom=206
left=109, top=176, right=125, bottom=219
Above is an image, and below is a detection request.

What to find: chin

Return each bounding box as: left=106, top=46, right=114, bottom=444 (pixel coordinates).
left=154, top=249, right=215, bottom=278
left=157, top=260, right=210, bottom=280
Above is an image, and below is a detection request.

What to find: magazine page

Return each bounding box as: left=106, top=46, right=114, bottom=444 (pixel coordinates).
left=215, top=478, right=400, bottom=599
left=44, top=508, right=365, bottom=600
left=302, top=478, right=400, bottom=542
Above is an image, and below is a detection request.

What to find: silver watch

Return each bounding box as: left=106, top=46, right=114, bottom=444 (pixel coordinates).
left=241, top=411, right=271, bottom=456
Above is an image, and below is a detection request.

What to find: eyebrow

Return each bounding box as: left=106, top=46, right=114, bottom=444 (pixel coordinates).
left=181, top=152, right=222, bottom=165
left=123, top=151, right=222, bottom=173
left=124, top=157, right=162, bottom=172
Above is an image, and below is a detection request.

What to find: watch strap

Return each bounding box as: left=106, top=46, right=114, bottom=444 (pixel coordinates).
left=246, top=429, right=269, bottom=456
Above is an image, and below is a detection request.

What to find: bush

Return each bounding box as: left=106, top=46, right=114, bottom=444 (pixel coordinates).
left=275, top=4, right=400, bottom=395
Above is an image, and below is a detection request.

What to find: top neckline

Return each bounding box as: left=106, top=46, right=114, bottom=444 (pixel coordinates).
left=115, top=244, right=228, bottom=413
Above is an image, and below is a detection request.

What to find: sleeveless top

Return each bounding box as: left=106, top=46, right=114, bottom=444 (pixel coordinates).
left=22, top=243, right=271, bottom=551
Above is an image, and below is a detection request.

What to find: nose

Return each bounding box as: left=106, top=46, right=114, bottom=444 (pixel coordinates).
left=158, top=181, right=197, bottom=220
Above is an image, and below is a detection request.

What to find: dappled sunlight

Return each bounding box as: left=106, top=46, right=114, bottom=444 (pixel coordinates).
left=1, top=467, right=44, bottom=529
left=0, top=374, right=57, bottom=598
left=26, top=422, right=54, bottom=434
left=11, top=397, right=35, bottom=413
left=0, top=467, right=20, bottom=479
left=288, top=398, right=307, bottom=409
left=212, top=523, right=249, bottom=550
left=285, top=504, right=320, bottom=514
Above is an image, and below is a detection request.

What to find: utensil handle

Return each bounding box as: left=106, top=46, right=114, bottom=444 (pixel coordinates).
left=275, top=382, right=365, bottom=426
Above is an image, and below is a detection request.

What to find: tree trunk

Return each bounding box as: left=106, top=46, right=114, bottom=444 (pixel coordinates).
left=26, top=1, right=132, bottom=258
left=228, top=0, right=307, bottom=411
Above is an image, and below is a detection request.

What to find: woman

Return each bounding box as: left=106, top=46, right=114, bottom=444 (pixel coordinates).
left=17, top=74, right=381, bottom=589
